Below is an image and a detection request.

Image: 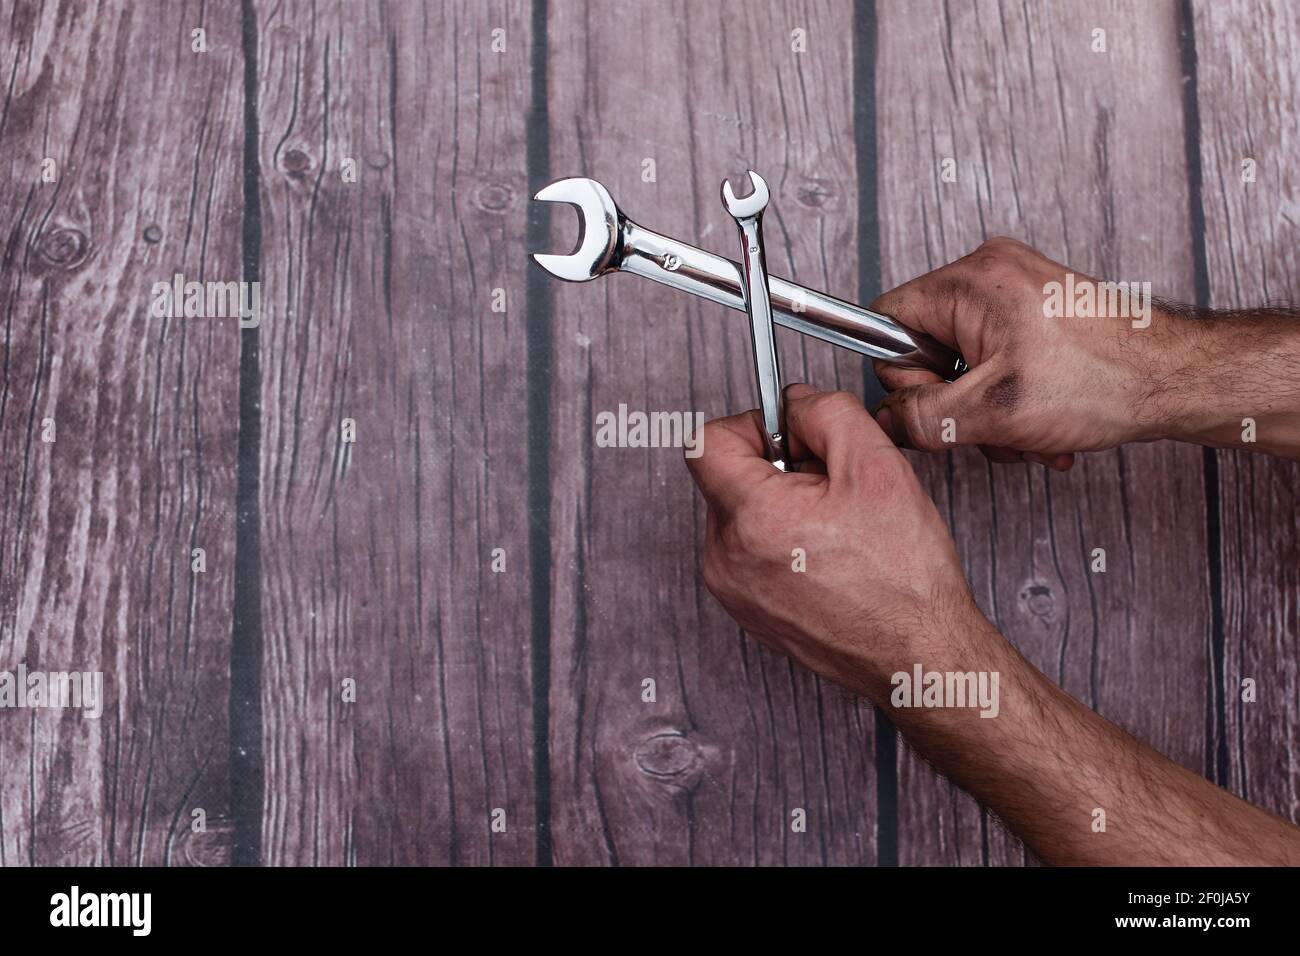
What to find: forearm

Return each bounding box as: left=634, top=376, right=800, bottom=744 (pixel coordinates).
left=873, top=612, right=1300, bottom=865
left=1143, top=304, right=1300, bottom=459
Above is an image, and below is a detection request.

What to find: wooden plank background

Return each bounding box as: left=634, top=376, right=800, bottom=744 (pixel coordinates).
left=1193, top=0, right=1300, bottom=823
left=545, top=0, right=877, bottom=867
left=876, top=0, right=1211, bottom=866
left=0, top=0, right=1295, bottom=865
left=0, top=0, right=241, bottom=866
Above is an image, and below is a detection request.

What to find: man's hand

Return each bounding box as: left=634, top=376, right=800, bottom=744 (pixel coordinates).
left=871, top=237, right=1300, bottom=463
left=686, top=384, right=985, bottom=699
left=685, top=386, right=1300, bottom=864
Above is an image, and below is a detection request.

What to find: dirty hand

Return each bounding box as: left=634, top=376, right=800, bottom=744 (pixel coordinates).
left=870, top=237, right=1199, bottom=470
left=685, top=385, right=992, bottom=699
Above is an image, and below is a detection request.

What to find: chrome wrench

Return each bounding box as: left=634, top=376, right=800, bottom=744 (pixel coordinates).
left=721, top=171, right=788, bottom=471
left=530, top=177, right=968, bottom=379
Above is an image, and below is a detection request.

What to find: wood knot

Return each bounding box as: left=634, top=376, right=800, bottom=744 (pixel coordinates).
left=633, top=731, right=702, bottom=780
left=473, top=180, right=515, bottom=213
left=143, top=224, right=163, bottom=244
left=178, top=817, right=234, bottom=867
left=794, top=178, right=837, bottom=209
left=36, top=226, right=88, bottom=271
left=1021, top=582, right=1055, bottom=618
left=281, top=147, right=313, bottom=177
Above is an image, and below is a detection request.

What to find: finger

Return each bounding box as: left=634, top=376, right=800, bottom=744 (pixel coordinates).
left=1024, top=451, right=1077, bottom=471
left=872, top=359, right=944, bottom=394
left=982, top=448, right=1077, bottom=471
left=685, top=409, right=784, bottom=513
left=784, top=382, right=817, bottom=402
left=784, top=388, right=893, bottom=478
left=978, top=444, right=1026, bottom=464
left=873, top=366, right=998, bottom=451
left=781, top=383, right=821, bottom=463
left=871, top=269, right=964, bottom=347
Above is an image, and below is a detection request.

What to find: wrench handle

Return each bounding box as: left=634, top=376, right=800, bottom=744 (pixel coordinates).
left=619, top=221, right=968, bottom=380
left=734, top=216, right=789, bottom=470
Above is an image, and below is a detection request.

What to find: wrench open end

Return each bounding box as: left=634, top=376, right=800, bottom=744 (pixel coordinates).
left=720, top=170, right=770, bottom=220
left=530, top=177, right=623, bottom=282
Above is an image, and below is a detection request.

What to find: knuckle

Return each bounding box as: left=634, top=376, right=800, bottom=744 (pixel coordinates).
left=824, top=389, right=864, bottom=413
left=687, top=420, right=727, bottom=468
left=842, top=448, right=916, bottom=504
left=698, top=419, right=729, bottom=447
left=978, top=236, right=1032, bottom=262
left=860, top=451, right=913, bottom=498
left=718, top=498, right=788, bottom=564
left=728, top=507, right=769, bottom=555
left=965, top=250, right=1008, bottom=276
left=806, top=389, right=863, bottom=422
left=962, top=238, right=1028, bottom=281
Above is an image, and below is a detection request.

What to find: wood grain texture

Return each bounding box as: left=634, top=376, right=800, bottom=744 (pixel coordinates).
left=875, top=0, right=1211, bottom=864
left=545, top=0, right=878, bottom=865
left=1192, top=0, right=1300, bottom=822
left=251, top=0, right=536, bottom=864
left=0, top=0, right=240, bottom=865
left=2, top=0, right=1297, bottom=868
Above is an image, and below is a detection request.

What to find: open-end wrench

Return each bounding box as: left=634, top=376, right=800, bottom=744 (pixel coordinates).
left=721, top=171, right=788, bottom=471
left=530, top=177, right=968, bottom=379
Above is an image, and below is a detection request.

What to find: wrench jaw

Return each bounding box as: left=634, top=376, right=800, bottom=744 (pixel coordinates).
left=530, top=177, right=624, bottom=282
left=720, top=170, right=771, bottom=220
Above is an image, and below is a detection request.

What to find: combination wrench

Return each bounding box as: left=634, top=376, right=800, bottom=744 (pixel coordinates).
left=530, top=177, right=968, bottom=379
left=721, top=171, right=789, bottom=471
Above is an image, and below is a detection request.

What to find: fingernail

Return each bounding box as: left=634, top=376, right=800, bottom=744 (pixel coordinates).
left=784, top=382, right=815, bottom=401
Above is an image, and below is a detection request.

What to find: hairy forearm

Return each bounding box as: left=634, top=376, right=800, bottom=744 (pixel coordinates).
left=1142, top=304, right=1300, bottom=459
left=873, top=612, right=1300, bottom=865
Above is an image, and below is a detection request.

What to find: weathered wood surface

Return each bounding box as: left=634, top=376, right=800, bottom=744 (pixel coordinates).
left=251, top=0, right=537, bottom=865
left=1193, top=0, right=1300, bottom=821
left=875, top=0, right=1211, bottom=865
left=0, top=0, right=241, bottom=865
left=545, top=0, right=878, bottom=866
left=0, top=0, right=1296, bottom=866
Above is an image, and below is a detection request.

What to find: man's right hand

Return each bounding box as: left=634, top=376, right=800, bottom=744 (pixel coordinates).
left=871, top=237, right=1300, bottom=464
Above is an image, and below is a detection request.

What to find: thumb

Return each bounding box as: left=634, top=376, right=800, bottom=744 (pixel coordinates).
left=784, top=388, right=893, bottom=478
left=874, top=369, right=996, bottom=451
